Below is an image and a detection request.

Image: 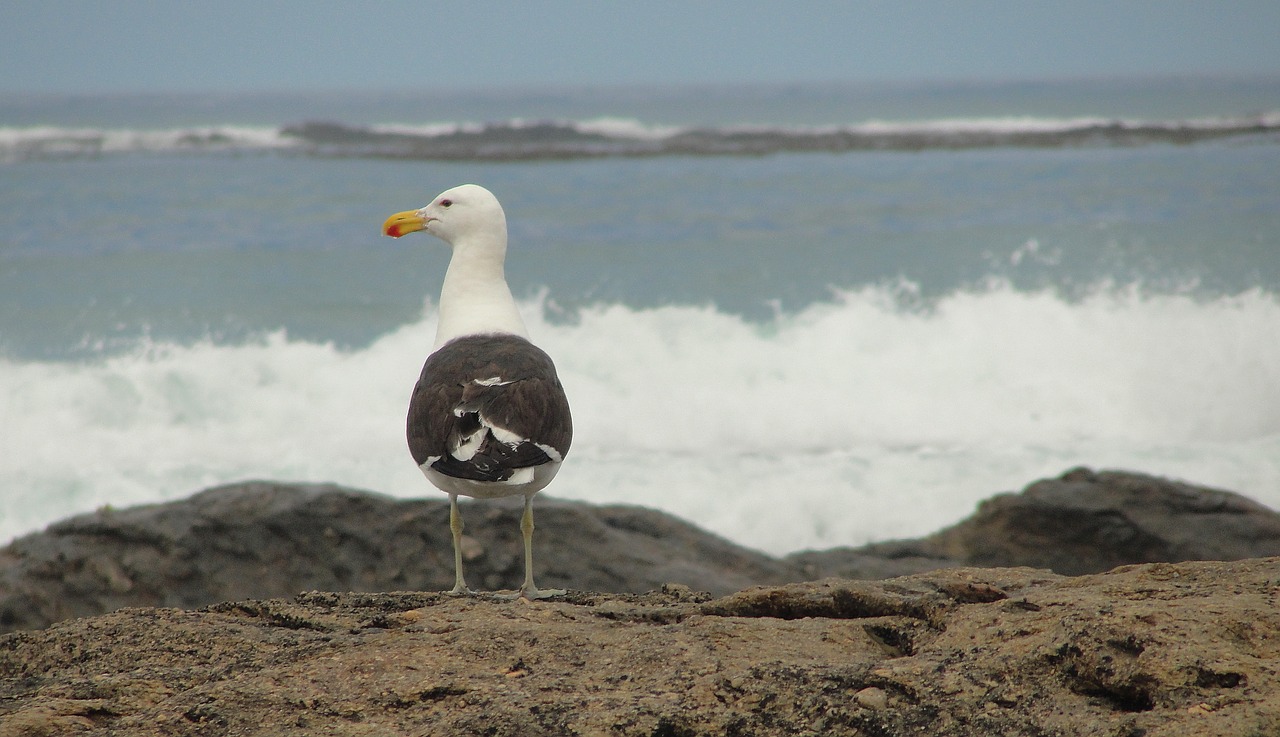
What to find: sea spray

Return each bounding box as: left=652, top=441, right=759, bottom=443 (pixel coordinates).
left=4, top=283, right=1278, bottom=553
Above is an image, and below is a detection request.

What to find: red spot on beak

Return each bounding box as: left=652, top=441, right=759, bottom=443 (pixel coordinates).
left=383, top=210, right=426, bottom=238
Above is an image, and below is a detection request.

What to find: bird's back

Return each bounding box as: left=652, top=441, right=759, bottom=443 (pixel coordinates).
left=408, top=333, right=572, bottom=496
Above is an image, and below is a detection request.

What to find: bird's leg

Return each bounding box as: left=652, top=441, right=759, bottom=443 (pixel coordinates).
left=447, top=494, right=473, bottom=595
left=510, top=494, right=564, bottom=600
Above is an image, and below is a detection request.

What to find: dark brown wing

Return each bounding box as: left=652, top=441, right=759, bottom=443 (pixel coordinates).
left=407, top=334, right=572, bottom=483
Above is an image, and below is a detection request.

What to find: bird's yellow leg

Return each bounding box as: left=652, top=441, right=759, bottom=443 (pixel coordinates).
left=447, top=494, right=473, bottom=595
left=508, top=494, right=564, bottom=600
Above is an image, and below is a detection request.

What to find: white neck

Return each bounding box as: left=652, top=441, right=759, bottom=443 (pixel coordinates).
left=433, top=231, right=529, bottom=349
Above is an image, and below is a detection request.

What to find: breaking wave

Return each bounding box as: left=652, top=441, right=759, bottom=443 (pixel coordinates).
left=4, top=111, right=1278, bottom=163
left=4, top=283, right=1278, bottom=553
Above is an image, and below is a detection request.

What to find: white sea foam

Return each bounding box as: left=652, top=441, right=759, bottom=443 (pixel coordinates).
left=3, top=283, right=1278, bottom=553
left=369, top=121, right=486, bottom=137
left=372, top=117, right=686, bottom=139
left=851, top=116, right=1115, bottom=135
left=573, top=117, right=687, bottom=140
left=6, top=110, right=1276, bottom=163
left=696, top=111, right=1280, bottom=137
left=0, top=124, right=294, bottom=162
left=367, top=117, right=684, bottom=141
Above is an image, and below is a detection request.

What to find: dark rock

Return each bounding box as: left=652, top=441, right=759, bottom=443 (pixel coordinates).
left=0, top=482, right=798, bottom=634
left=4, top=468, right=1279, bottom=634
left=798, top=468, right=1280, bottom=578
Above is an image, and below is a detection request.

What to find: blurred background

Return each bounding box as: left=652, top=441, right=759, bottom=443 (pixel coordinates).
left=2, top=1, right=1279, bottom=554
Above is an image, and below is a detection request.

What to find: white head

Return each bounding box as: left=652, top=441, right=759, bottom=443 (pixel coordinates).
left=382, top=184, right=507, bottom=250
left=382, top=184, right=528, bottom=345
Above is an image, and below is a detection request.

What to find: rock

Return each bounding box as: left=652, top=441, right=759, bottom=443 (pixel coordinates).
left=0, top=482, right=798, bottom=634
left=2, top=559, right=1279, bottom=736
left=855, top=686, right=889, bottom=711
left=4, top=468, right=1280, bottom=634
left=786, top=542, right=960, bottom=581
left=790, top=467, right=1280, bottom=578
left=930, top=467, right=1280, bottom=574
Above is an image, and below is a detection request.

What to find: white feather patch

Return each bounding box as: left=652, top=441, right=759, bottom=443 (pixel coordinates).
left=450, top=430, right=484, bottom=461
left=535, top=442, right=563, bottom=463
left=473, top=376, right=514, bottom=387
left=486, top=422, right=526, bottom=445
left=503, top=467, right=535, bottom=485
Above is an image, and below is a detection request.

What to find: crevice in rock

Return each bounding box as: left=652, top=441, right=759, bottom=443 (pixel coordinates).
left=1069, top=677, right=1157, bottom=713
left=863, top=621, right=921, bottom=657
left=1194, top=667, right=1245, bottom=689
left=206, top=601, right=342, bottom=632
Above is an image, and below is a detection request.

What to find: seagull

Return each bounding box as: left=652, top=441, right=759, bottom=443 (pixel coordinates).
left=383, top=184, right=572, bottom=599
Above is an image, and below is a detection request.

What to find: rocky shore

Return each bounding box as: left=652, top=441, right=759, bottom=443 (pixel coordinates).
left=3, top=468, right=1279, bottom=735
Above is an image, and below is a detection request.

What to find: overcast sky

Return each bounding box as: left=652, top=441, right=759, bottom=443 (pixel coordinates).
left=4, top=1, right=1279, bottom=94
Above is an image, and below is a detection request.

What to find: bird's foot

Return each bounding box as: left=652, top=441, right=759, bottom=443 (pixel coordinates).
left=500, top=585, right=566, bottom=601
left=446, top=583, right=476, bottom=597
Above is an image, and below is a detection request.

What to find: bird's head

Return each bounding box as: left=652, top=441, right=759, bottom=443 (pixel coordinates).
left=382, top=184, right=507, bottom=247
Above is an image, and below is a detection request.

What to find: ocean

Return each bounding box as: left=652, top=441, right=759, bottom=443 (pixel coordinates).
left=3, top=77, right=1279, bottom=554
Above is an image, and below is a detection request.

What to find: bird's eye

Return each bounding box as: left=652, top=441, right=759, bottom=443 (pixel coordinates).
left=440, top=199, right=453, bottom=207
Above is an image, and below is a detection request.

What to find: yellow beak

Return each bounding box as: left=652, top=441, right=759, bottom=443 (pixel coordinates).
left=382, top=210, right=427, bottom=238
